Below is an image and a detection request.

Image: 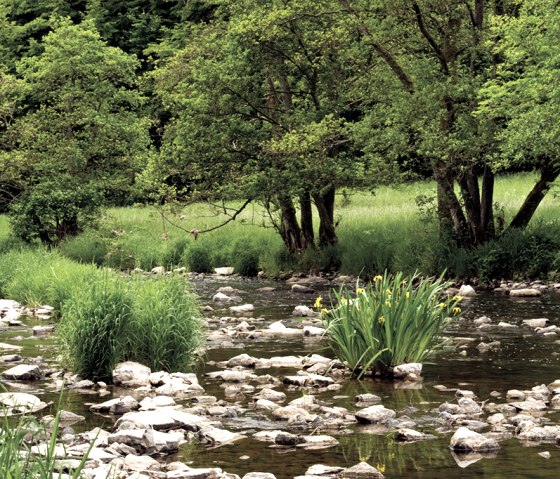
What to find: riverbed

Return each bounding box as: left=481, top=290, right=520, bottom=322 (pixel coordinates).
left=2, top=276, right=560, bottom=479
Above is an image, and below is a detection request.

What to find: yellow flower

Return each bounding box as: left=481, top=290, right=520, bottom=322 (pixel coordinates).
left=356, top=288, right=365, bottom=294
left=452, top=295, right=462, bottom=302
left=376, top=464, right=386, bottom=473
left=405, top=291, right=410, bottom=299
left=373, top=275, right=383, bottom=282
left=438, top=302, right=445, bottom=309
left=320, top=308, right=329, bottom=316
left=385, top=300, right=391, bottom=307
left=378, top=315, right=385, bottom=325
left=386, top=288, right=392, bottom=296
left=341, top=297, right=348, bottom=305
left=452, top=307, right=462, bottom=315
left=314, top=296, right=323, bottom=309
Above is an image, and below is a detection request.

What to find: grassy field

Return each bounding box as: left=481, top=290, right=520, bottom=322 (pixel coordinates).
left=1, top=172, right=559, bottom=280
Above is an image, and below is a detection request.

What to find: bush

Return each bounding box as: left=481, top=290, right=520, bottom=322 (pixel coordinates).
left=58, top=275, right=132, bottom=382
left=9, top=177, right=101, bottom=245
left=321, top=272, right=462, bottom=377
left=125, top=276, right=203, bottom=372
left=59, top=230, right=108, bottom=266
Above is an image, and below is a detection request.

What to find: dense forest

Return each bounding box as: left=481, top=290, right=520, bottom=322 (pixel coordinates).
left=0, top=0, right=558, bottom=266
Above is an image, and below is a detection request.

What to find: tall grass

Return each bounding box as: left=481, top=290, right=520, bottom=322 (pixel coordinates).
left=125, top=276, right=203, bottom=372
left=58, top=274, right=132, bottom=382
left=57, top=273, right=203, bottom=380
left=1, top=396, right=92, bottom=478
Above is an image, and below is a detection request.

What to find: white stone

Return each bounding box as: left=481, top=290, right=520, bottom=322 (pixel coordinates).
left=458, top=285, right=477, bottom=297
left=214, top=267, right=234, bottom=275
left=0, top=392, right=47, bottom=415
left=355, top=405, right=396, bottom=424
left=522, top=318, right=549, bottom=328
left=112, top=362, right=151, bottom=388
left=2, top=364, right=42, bottom=380
left=510, top=289, right=541, bottom=297
left=229, top=304, right=254, bottom=313
left=449, top=427, right=500, bottom=452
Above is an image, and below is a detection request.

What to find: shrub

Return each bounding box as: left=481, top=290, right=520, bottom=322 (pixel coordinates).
left=125, top=276, right=203, bottom=372
left=58, top=275, right=131, bottom=382
left=321, top=272, right=462, bottom=378
left=59, top=230, right=108, bottom=266
left=9, top=177, right=101, bottom=245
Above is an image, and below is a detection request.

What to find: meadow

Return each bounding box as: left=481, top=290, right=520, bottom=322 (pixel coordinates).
left=1, top=172, right=559, bottom=281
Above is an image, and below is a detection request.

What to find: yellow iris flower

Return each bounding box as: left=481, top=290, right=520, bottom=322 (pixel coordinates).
left=314, top=296, right=323, bottom=309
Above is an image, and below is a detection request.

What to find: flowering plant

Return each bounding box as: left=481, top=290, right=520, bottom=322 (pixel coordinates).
left=320, top=272, right=462, bottom=378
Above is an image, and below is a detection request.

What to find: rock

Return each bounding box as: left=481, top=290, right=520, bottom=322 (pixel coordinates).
left=509, top=289, right=541, bottom=297
left=458, top=285, right=476, bottom=297
left=305, top=465, right=345, bottom=476
left=293, top=306, right=317, bottom=317
left=522, top=318, right=549, bottom=328
left=207, top=370, right=257, bottom=383
left=506, top=390, right=526, bottom=401
left=355, top=394, right=381, bottom=404
left=275, top=432, right=305, bottom=446
left=229, top=304, right=254, bottom=313
left=226, top=354, right=256, bottom=368
left=90, top=396, right=140, bottom=414
left=2, top=364, right=42, bottom=380
left=265, top=322, right=300, bottom=336
left=213, top=293, right=232, bottom=302
left=355, top=405, right=396, bottom=424
left=291, top=284, right=315, bottom=294
left=108, top=429, right=156, bottom=454
left=458, top=398, right=483, bottom=416
left=395, top=428, right=435, bottom=442
left=0, top=392, right=47, bottom=415
left=151, top=266, right=166, bottom=275
left=0, top=343, right=23, bottom=351
left=340, top=462, right=384, bottom=479
left=509, top=399, right=548, bottom=412
left=517, top=424, right=560, bottom=441
left=474, top=316, right=492, bottom=325
left=449, top=427, right=500, bottom=452
left=200, top=427, right=245, bottom=445
left=393, top=363, right=422, bottom=380
left=115, top=410, right=211, bottom=433
left=497, top=322, right=518, bottom=329
left=123, top=453, right=161, bottom=471
left=303, top=326, right=326, bottom=337
left=539, top=451, right=551, bottom=459
left=112, top=362, right=151, bottom=388
left=214, top=267, right=235, bottom=275
left=299, top=435, right=339, bottom=448
left=254, top=389, right=286, bottom=403
left=242, top=473, right=276, bottom=479
left=271, top=406, right=317, bottom=423
left=255, top=399, right=280, bottom=411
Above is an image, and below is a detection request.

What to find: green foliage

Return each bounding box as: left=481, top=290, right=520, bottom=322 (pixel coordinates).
left=58, top=274, right=132, bottom=382
left=9, top=177, right=102, bottom=245
left=125, top=276, right=202, bottom=372
left=322, top=272, right=462, bottom=377
left=58, top=229, right=108, bottom=266
left=184, top=243, right=213, bottom=273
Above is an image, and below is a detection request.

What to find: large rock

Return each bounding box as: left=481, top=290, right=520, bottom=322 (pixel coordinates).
left=393, top=363, right=422, bottom=381
left=226, top=354, right=256, bottom=368
left=458, top=285, right=477, bottom=297
left=293, top=305, right=317, bottom=317
left=340, top=462, right=384, bottom=479
left=214, top=267, right=235, bottom=275
left=355, top=405, right=396, bottom=424
left=522, top=318, right=549, bottom=328
left=509, top=399, right=548, bottom=412
left=229, top=304, right=254, bottom=313
left=112, top=362, right=151, bottom=388
left=115, top=410, right=212, bottom=432
left=0, top=392, right=47, bottom=415
left=450, top=427, right=500, bottom=452
left=291, top=284, right=314, bottom=294
left=2, top=364, right=42, bottom=380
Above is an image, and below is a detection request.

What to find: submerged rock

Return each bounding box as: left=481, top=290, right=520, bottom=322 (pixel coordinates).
left=355, top=405, right=396, bottom=424
left=509, top=289, right=541, bottom=297
left=0, top=392, right=47, bottom=415
left=340, top=462, right=385, bottom=479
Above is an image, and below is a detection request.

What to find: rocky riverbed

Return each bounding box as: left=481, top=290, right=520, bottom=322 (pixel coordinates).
left=1, top=275, right=560, bottom=479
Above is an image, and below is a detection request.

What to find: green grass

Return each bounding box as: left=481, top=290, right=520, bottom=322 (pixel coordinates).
left=1, top=172, right=558, bottom=279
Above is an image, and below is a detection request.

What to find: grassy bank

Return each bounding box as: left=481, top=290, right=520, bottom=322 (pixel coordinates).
left=1, top=173, right=559, bottom=280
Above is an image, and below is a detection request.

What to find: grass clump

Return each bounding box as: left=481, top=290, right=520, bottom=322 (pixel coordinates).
left=58, top=275, right=132, bottom=382
left=58, top=273, right=202, bottom=381
left=321, top=272, right=462, bottom=378
left=126, top=276, right=203, bottom=372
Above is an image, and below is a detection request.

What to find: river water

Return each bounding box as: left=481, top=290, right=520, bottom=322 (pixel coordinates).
left=2, top=276, right=560, bottom=479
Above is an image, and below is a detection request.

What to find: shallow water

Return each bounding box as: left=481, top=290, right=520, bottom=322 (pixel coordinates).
left=2, top=277, right=560, bottom=479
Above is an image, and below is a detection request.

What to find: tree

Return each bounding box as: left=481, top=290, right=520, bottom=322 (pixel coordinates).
left=150, top=0, right=366, bottom=253
left=4, top=18, right=150, bottom=243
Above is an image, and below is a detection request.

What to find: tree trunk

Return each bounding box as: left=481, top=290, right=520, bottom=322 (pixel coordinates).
left=434, top=163, right=469, bottom=243
left=313, top=188, right=338, bottom=247
left=508, top=163, right=560, bottom=230
left=480, top=166, right=495, bottom=240
left=300, top=192, right=315, bottom=250
left=278, top=195, right=304, bottom=254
